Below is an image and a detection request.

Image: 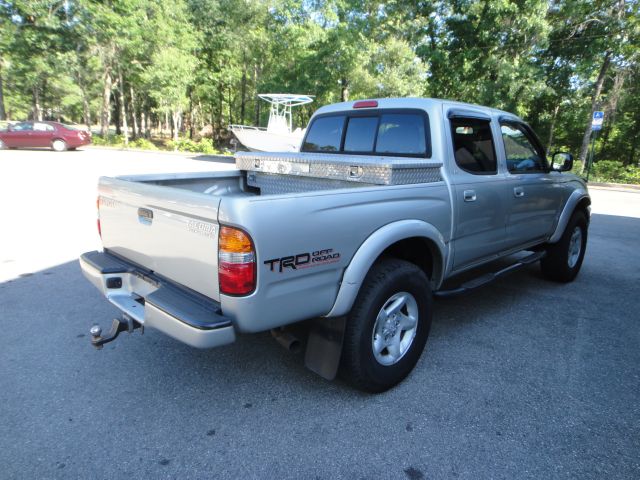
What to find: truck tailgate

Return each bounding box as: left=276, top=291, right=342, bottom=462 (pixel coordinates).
left=97, top=175, right=224, bottom=302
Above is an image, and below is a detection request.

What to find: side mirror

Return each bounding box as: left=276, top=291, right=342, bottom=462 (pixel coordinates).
left=552, top=152, right=573, bottom=172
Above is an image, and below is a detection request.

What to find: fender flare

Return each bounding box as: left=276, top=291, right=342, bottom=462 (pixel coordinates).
left=549, top=189, right=591, bottom=243
left=324, top=219, right=447, bottom=318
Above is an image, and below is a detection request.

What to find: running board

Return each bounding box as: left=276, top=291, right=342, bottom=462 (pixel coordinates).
left=435, top=251, right=546, bottom=298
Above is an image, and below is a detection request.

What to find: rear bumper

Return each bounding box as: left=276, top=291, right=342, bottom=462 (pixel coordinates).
left=79, top=250, right=235, bottom=348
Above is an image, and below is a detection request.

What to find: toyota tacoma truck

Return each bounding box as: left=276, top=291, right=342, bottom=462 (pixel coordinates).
left=80, top=98, right=590, bottom=392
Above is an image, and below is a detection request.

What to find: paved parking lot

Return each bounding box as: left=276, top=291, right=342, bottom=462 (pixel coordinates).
left=1, top=148, right=639, bottom=479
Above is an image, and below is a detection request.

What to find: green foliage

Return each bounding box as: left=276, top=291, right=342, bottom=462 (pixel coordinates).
left=128, top=138, right=158, bottom=150
left=168, top=138, right=219, bottom=154
left=91, top=134, right=125, bottom=147
left=0, top=0, right=639, bottom=180
left=592, top=161, right=640, bottom=185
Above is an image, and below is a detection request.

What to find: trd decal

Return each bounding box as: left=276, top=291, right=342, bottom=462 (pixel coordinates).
left=264, top=248, right=340, bottom=272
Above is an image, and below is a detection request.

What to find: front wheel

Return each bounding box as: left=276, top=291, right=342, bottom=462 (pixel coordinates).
left=541, top=210, right=588, bottom=282
left=51, top=139, right=67, bottom=152
left=340, top=258, right=432, bottom=392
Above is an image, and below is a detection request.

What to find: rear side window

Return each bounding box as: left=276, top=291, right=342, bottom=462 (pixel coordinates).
left=450, top=118, right=497, bottom=174
left=302, top=116, right=345, bottom=152
left=33, top=123, right=54, bottom=132
left=13, top=122, right=33, bottom=131
left=302, top=109, right=430, bottom=158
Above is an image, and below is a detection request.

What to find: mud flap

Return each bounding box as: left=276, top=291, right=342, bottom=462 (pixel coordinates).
left=304, top=316, right=346, bottom=380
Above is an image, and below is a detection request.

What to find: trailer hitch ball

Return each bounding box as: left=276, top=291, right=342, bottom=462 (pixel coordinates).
left=90, top=324, right=104, bottom=349
left=89, top=316, right=142, bottom=350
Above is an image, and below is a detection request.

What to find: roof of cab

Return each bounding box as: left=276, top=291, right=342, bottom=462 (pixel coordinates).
left=312, top=97, right=521, bottom=122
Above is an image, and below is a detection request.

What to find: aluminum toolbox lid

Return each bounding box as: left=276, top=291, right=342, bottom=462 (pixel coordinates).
left=235, top=151, right=442, bottom=186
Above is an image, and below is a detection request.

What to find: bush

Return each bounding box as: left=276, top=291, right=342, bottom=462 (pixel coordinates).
left=92, top=134, right=124, bottom=147
left=591, top=160, right=640, bottom=185
left=128, top=138, right=158, bottom=150
left=167, top=137, right=219, bottom=154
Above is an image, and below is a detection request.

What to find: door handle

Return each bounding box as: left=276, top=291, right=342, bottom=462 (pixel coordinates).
left=463, top=190, right=476, bottom=202
left=513, top=187, right=525, bottom=198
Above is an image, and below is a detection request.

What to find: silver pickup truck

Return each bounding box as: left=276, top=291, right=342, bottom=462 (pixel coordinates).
left=80, top=98, right=590, bottom=392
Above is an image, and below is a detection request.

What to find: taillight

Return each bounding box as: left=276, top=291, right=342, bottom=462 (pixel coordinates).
left=96, top=196, right=102, bottom=238
left=219, top=226, right=255, bottom=295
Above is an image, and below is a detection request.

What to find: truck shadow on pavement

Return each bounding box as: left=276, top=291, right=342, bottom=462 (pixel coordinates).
left=0, top=213, right=637, bottom=399
left=1, top=214, right=638, bottom=478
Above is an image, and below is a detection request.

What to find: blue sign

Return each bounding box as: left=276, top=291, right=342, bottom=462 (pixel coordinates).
left=592, top=111, right=604, bottom=131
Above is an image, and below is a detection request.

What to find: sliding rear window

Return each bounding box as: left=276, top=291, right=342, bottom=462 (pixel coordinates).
left=302, top=109, right=431, bottom=158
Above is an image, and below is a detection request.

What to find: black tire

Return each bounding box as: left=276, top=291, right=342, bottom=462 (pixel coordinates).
left=340, top=258, right=432, bottom=393
left=541, top=210, right=588, bottom=282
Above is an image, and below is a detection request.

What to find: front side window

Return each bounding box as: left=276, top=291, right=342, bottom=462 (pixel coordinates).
left=451, top=118, right=497, bottom=174
left=501, top=123, right=548, bottom=173
left=301, top=109, right=430, bottom=158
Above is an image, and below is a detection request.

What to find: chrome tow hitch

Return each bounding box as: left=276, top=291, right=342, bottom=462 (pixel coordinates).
left=89, top=315, right=143, bottom=349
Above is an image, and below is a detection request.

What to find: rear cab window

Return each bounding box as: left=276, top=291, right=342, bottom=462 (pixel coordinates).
left=302, top=109, right=431, bottom=158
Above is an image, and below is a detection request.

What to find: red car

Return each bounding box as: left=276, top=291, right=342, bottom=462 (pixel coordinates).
left=0, top=121, right=92, bottom=151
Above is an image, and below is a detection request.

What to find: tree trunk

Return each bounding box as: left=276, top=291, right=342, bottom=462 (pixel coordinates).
left=32, top=84, right=42, bottom=121
left=82, top=89, right=91, bottom=129
left=546, top=103, right=560, bottom=154
left=240, top=60, right=247, bottom=124
left=218, top=87, right=223, bottom=126
left=227, top=87, right=233, bottom=126
left=129, top=85, right=138, bottom=140
left=100, top=69, right=113, bottom=137
left=141, top=110, right=146, bottom=138
left=172, top=111, right=180, bottom=141
left=578, top=52, right=611, bottom=173
left=600, top=70, right=626, bottom=153
left=254, top=63, right=261, bottom=126
left=188, top=90, right=194, bottom=139
left=118, top=72, right=128, bottom=146
left=0, top=67, right=6, bottom=120
left=340, top=78, right=349, bottom=102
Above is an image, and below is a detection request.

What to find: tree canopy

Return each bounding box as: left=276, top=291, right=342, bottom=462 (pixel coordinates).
left=1, top=0, right=639, bottom=166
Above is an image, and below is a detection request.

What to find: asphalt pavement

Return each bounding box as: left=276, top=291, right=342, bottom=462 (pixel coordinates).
left=1, top=147, right=639, bottom=479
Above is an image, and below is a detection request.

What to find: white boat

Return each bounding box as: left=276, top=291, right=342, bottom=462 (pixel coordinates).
left=230, top=94, right=313, bottom=152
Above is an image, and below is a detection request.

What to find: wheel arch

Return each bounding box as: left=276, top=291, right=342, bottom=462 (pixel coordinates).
left=324, top=219, right=446, bottom=318
left=549, top=190, right=591, bottom=244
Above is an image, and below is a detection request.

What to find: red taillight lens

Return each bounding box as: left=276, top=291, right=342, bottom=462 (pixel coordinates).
left=219, top=226, right=255, bottom=295
left=96, top=197, right=102, bottom=238
left=353, top=100, right=378, bottom=109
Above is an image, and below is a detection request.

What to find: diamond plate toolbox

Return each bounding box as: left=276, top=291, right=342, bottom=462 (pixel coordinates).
left=235, top=152, right=442, bottom=193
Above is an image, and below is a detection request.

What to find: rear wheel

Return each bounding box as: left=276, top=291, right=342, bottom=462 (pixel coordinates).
left=541, top=210, right=588, bottom=282
left=51, top=139, right=67, bottom=152
left=0, top=139, right=6, bottom=149
left=341, top=258, right=432, bottom=392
